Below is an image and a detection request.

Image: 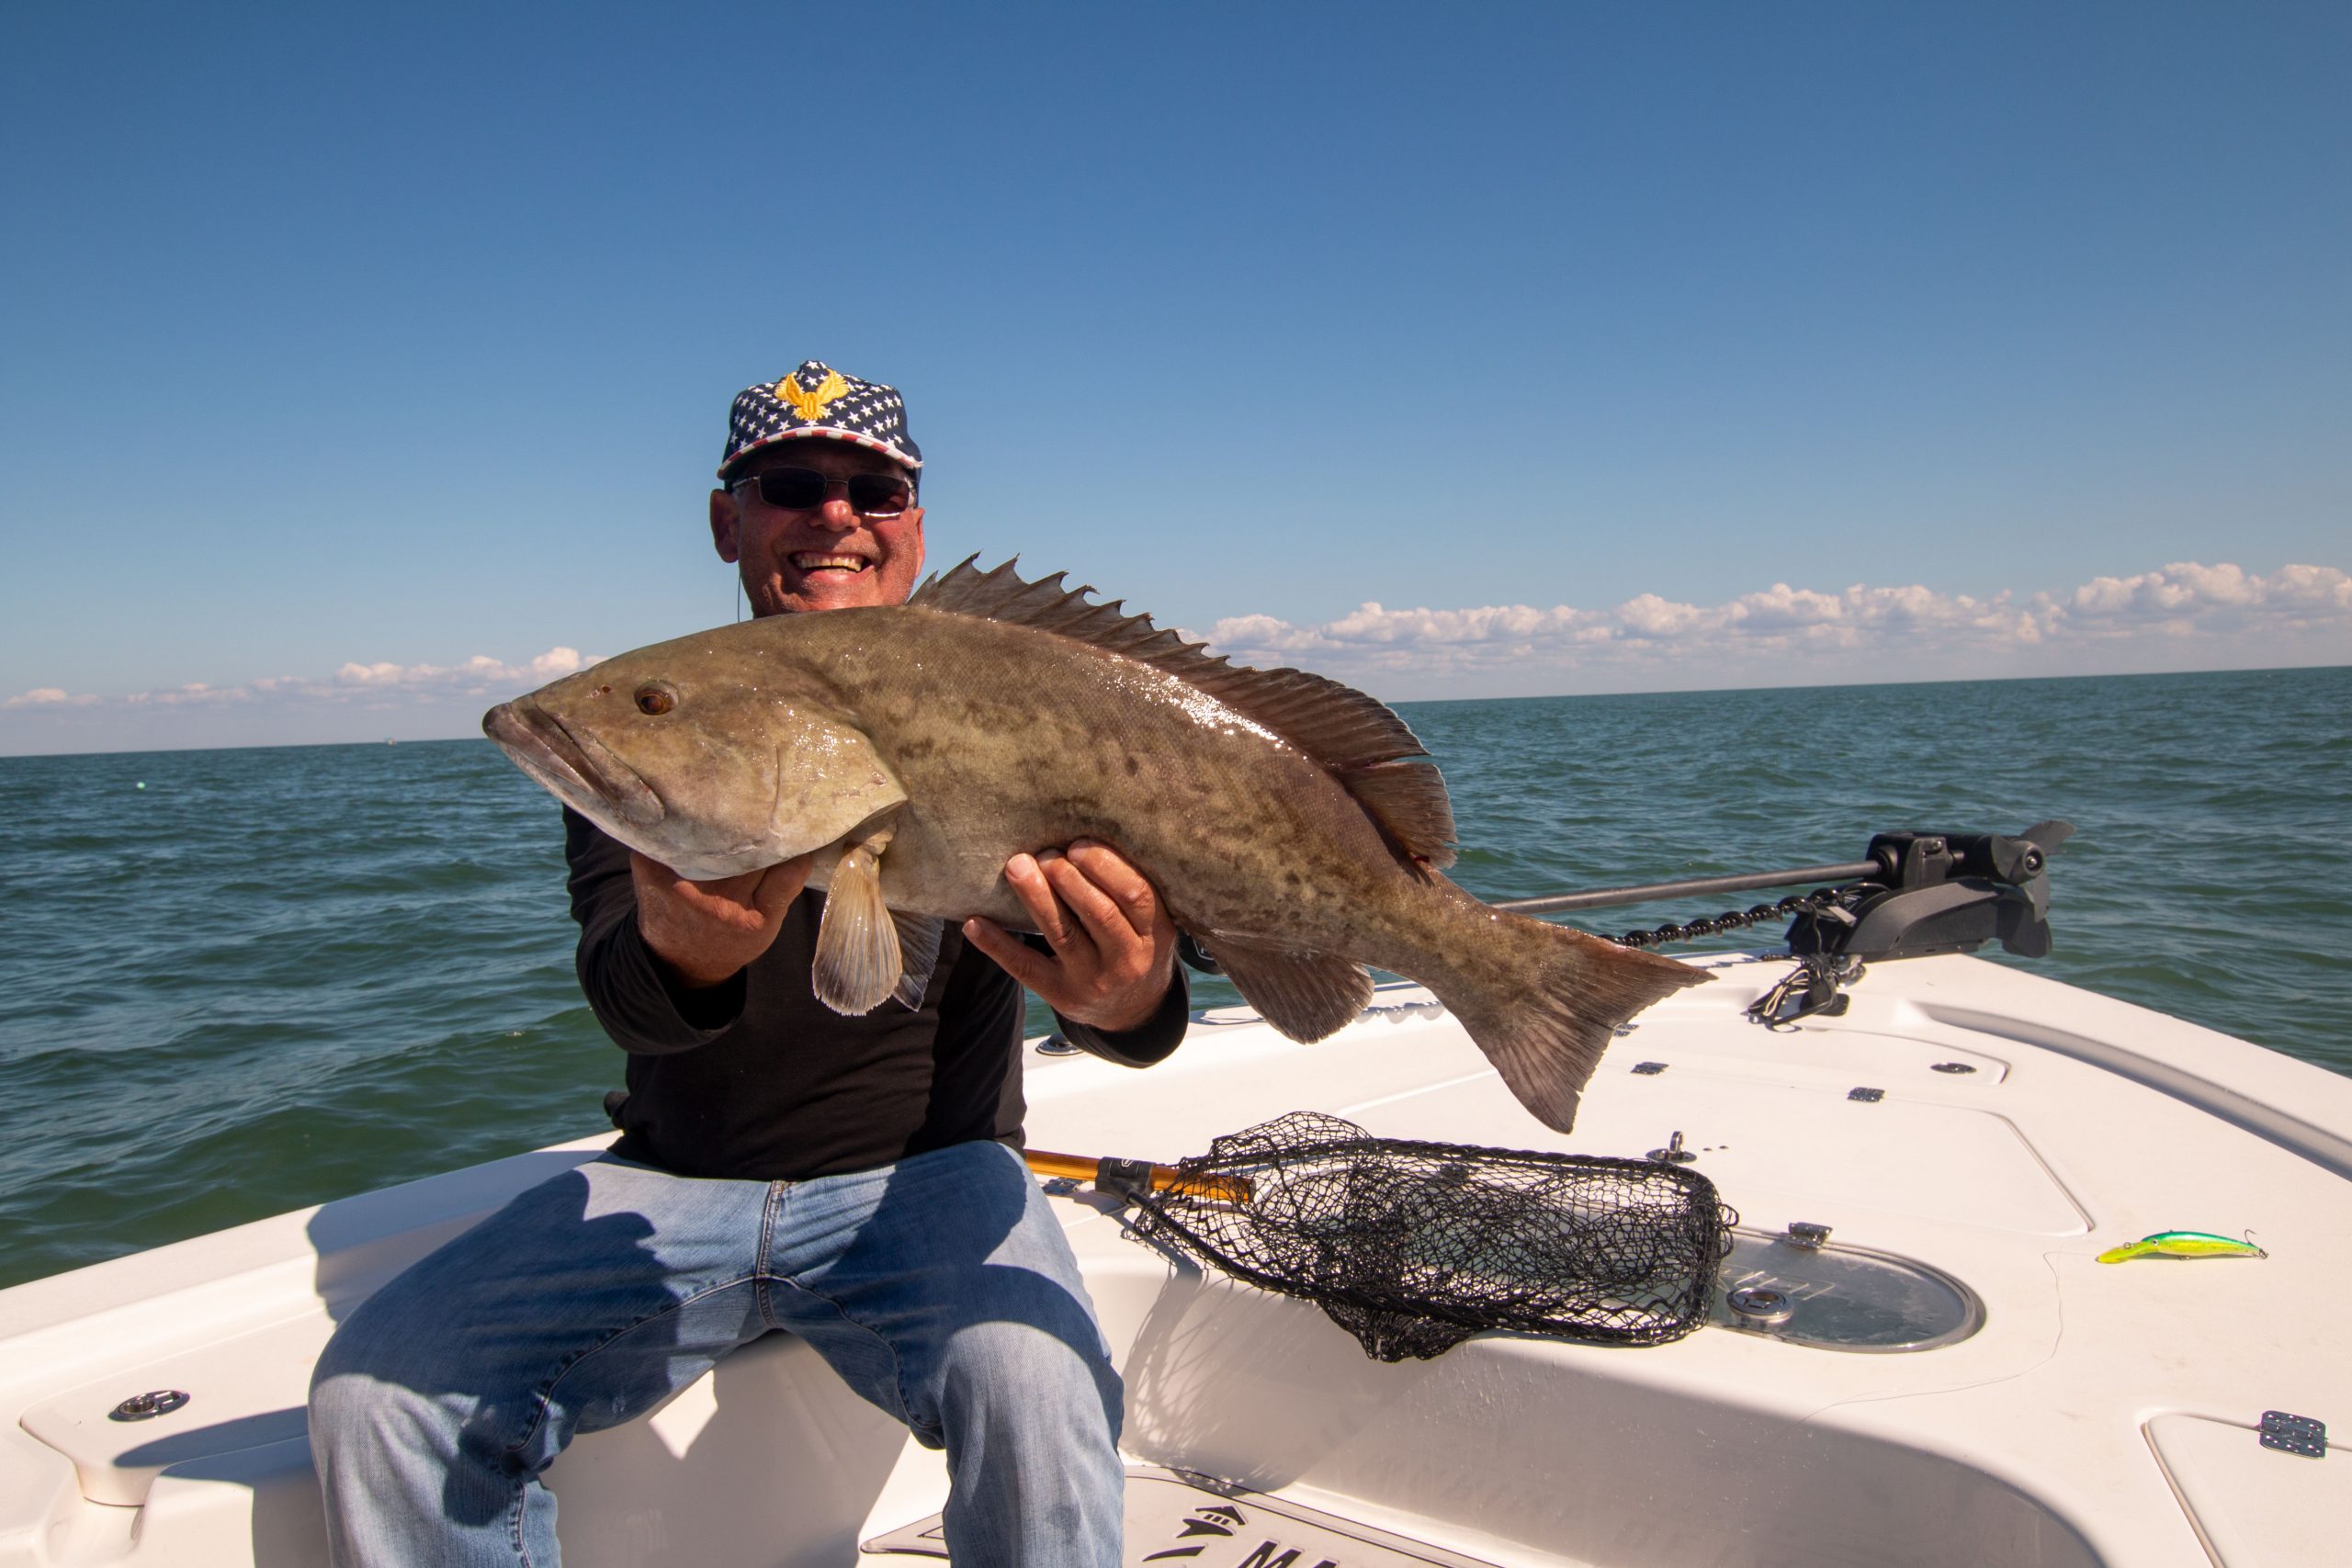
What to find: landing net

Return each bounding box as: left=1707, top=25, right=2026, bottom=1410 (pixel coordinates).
left=1123, top=1111, right=1736, bottom=1361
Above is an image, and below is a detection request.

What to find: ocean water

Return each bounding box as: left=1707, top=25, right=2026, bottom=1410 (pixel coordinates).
left=2, top=665, right=2346, bottom=1292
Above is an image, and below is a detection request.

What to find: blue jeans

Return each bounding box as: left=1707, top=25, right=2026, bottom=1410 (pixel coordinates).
left=309, top=1141, right=1124, bottom=1566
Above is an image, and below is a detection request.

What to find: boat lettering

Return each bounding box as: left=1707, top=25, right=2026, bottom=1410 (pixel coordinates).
left=1233, top=1545, right=1340, bottom=1568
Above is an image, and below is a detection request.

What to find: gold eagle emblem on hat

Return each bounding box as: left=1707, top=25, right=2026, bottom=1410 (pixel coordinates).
left=776, top=370, right=850, bottom=423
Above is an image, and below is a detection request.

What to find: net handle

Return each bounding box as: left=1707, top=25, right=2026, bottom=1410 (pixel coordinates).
left=1023, top=1148, right=1252, bottom=1205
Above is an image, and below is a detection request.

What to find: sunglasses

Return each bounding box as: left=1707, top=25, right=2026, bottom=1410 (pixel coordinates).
left=737, top=467, right=915, bottom=517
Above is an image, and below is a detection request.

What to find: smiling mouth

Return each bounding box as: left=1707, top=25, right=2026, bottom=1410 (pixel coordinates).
left=791, top=552, right=872, bottom=573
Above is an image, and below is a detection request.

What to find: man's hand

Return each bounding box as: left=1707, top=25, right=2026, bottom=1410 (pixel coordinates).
left=963, top=839, right=1179, bottom=1032
left=631, top=851, right=810, bottom=990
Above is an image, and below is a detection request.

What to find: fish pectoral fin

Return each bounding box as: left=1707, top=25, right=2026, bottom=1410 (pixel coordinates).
left=812, top=831, right=902, bottom=1016
left=890, top=912, right=944, bottom=1010
left=1200, top=934, right=1372, bottom=1043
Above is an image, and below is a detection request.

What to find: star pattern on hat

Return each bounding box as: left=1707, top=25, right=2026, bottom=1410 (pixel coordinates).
left=722, top=360, right=922, bottom=476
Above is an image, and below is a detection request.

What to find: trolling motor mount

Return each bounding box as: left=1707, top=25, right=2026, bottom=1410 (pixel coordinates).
left=1786, top=820, right=2075, bottom=963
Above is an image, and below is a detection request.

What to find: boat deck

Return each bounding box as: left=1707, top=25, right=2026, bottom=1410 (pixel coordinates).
left=4, top=953, right=2347, bottom=1565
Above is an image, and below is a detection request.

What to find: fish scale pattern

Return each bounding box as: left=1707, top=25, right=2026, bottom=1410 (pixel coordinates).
left=1124, top=1111, right=1736, bottom=1360
left=912, top=557, right=1459, bottom=863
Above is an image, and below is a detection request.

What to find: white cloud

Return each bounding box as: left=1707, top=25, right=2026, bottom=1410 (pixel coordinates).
left=5, top=648, right=603, bottom=728
left=1612, top=593, right=1707, bottom=638
left=1208, top=562, right=2351, bottom=696
left=2, top=643, right=615, bottom=754
left=6, top=558, right=2347, bottom=753
left=2063, top=562, right=2352, bottom=630
left=333, top=647, right=593, bottom=691
left=4, top=686, right=98, bottom=709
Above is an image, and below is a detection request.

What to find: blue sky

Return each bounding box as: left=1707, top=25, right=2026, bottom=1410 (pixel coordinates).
left=3, top=2, right=2346, bottom=754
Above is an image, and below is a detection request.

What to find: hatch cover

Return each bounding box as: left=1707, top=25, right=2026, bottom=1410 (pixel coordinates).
left=863, top=1465, right=1502, bottom=1565
left=2146, top=1413, right=2348, bottom=1565
left=1712, top=1228, right=1983, bottom=1351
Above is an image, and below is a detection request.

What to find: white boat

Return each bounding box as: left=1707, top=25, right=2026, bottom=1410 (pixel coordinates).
left=4, top=831, right=2346, bottom=1566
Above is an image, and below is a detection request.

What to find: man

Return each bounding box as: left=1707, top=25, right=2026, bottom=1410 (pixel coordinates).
left=310, top=362, right=1187, bottom=1567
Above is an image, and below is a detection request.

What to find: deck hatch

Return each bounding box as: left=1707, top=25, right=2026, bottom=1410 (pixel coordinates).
left=2148, top=1412, right=2350, bottom=1564
left=1712, top=1228, right=1983, bottom=1351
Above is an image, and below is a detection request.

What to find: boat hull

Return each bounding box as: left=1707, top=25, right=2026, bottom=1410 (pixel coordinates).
left=5, top=953, right=2347, bottom=1565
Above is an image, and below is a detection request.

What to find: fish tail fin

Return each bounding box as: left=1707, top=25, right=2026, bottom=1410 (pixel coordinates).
left=1424, top=912, right=1709, bottom=1134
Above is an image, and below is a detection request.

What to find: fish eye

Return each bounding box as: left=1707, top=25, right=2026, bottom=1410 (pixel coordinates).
left=634, top=682, right=677, bottom=716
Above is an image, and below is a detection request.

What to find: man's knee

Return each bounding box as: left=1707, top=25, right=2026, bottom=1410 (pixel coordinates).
left=309, top=1289, right=497, bottom=1475
left=938, top=1317, right=1122, bottom=1442
left=311, top=1296, right=459, bottom=1444
left=311, top=1360, right=416, bottom=1448
left=311, top=1271, right=453, bottom=1405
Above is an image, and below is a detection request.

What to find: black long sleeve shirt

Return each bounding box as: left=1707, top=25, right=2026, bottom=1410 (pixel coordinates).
left=563, top=809, right=1188, bottom=1181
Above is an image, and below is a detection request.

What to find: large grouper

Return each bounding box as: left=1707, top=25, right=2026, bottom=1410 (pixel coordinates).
left=483, top=558, right=1707, bottom=1133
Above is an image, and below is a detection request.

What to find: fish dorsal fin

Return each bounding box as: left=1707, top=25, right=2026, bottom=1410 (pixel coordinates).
left=910, top=557, right=1456, bottom=869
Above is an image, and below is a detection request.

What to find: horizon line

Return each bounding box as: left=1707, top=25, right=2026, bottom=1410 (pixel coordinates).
left=3, top=658, right=2342, bottom=763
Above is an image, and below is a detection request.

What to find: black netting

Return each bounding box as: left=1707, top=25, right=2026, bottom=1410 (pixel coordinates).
left=1123, top=1111, right=1736, bottom=1361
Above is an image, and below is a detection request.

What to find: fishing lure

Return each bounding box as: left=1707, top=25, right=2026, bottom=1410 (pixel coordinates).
left=2095, top=1230, right=2267, bottom=1264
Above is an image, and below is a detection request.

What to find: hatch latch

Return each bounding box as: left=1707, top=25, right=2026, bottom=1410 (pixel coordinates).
left=2259, top=1410, right=2327, bottom=1458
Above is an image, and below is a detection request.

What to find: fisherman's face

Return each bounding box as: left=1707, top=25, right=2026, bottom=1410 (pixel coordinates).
left=710, top=439, right=926, bottom=616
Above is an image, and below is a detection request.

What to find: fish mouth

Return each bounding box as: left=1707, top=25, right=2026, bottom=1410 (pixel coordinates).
left=482, top=697, right=665, bottom=829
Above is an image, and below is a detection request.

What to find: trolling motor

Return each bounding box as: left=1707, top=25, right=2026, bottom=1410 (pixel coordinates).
left=1751, top=820, right=2074, bottom=1026
left=1786, top=820, right=2075, bottom=963
left=1488, top=820, right=2076, bottom=1027
left=1493, top=818, right=2075, bottom=962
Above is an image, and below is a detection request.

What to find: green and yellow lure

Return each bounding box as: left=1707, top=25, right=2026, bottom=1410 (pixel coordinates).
left=2095, top=1230, right=2267, bottom=1265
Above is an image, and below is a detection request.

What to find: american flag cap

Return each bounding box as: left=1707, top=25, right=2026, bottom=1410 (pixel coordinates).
left=718, top=360, right=923, bottom=479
